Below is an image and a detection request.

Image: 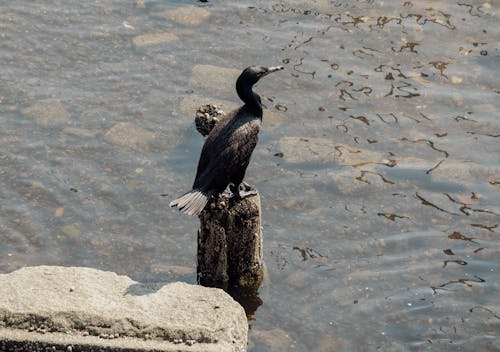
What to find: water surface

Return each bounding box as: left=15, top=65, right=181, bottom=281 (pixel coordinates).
left=1, top=1, right=499, bottom=351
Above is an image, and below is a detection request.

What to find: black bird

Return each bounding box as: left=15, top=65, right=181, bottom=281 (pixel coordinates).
left=170, top=65, right=284, bottom=216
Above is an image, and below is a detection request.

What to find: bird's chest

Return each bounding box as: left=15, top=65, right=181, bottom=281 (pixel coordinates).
left=230, top=119, right=260, bottom=143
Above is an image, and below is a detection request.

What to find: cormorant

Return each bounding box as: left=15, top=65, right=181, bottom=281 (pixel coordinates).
left=170, top=65, right=284, bottom=216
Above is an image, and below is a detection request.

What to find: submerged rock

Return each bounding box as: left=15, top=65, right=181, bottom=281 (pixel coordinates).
left=104, top=122, right=156, bottom=152
left=333, top=143, right=389, bottom=169
left=160, top=6, right=211, bottom=26
left=328, top=168, right=394, bottom=196
left=62, top=127, right=101, bottom=137
left=133, top=32, right=178, bottom=47
left=278, top=136, right=336, bottom=164
left=251, top=327, right=295, bottom=351
left=189, top=65, right=241, bottom=97
left=22, top=99, right=71, bottom=127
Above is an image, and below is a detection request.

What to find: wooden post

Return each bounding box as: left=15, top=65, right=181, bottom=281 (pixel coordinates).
left=197, top=190, right=264, bottom=290
left=194, top=104, right=264, bottom=291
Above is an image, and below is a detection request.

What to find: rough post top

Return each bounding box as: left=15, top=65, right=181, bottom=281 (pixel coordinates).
left=201, top=185, right=261, bottom=220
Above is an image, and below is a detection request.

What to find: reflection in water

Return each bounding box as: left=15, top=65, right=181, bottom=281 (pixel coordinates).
left=228, top=285, right=263, bottom=320
left=292, top=246, right=326, bottom=261
left=448, top=231, right=478, bottom=243
left=431, top=275, right=485, bottom=294
left=442, top=259, right=467, bottom=268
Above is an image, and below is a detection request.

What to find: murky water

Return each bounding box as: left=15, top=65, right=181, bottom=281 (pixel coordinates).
left=1, top=1, right=499, bottom=351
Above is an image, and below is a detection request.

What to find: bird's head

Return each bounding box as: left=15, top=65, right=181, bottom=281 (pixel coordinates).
left=237, top=65, right=284, bottom=87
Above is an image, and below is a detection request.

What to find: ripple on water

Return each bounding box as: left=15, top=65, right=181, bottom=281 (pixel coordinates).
left=0, top=1, right=498, bottom=351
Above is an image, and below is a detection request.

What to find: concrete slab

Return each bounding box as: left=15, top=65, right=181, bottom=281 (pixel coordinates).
left=0, top=266, right=248, bottom=351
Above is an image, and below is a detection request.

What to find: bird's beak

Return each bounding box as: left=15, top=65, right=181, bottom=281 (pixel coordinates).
left=259, top=66, right=284, bottom=79
left=265, top=66, right=284, bottom=75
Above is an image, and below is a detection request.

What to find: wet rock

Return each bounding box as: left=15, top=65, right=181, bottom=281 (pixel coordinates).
left=278, top=136, right=335, bottom=163
left=104, top=122, right=155, bottom=152
left=22, top=99, right=71, bottom=127
left=0, top=266, right=248, bottom=352
left=132, top=32, right=178, bottom=47
left=160, top=5, right=211, bottom=26
left=189, top=65, right=241, bottom=97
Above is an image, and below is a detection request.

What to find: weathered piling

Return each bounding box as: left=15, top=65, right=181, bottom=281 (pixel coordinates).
left=197, top=189, right=264, bottom=289
left=194, top=105, right=264, bottom=291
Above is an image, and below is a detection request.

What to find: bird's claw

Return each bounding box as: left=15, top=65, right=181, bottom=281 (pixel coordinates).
left=237, top=182, right=259, bottom=198
left=228, top=182, right=258, bottom=199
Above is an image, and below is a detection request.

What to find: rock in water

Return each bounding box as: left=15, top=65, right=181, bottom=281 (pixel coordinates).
left=0, top=266, right=248, bottom=352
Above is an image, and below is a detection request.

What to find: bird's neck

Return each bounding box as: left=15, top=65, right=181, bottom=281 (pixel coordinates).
left=237, top=83, right=263, bottom=118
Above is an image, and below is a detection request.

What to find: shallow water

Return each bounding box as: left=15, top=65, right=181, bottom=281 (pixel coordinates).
left=1, top=1, right=499, bottom=351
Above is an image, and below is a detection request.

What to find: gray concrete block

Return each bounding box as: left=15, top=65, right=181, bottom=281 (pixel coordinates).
left=0, top=266, right=248, bottom=351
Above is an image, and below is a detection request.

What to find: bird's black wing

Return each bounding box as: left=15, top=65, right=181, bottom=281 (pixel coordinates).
left=193, top=112, right=260, bottom=191
left=192, top=111, right=234, bottom=185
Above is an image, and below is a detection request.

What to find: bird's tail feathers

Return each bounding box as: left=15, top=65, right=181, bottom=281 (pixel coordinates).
left=169, top=189, right=211, bottom=216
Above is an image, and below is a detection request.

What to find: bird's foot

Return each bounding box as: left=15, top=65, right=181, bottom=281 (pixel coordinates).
left=231, top=182, right=258, bottom=199
left=222, top=186, right=234, bottom=198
